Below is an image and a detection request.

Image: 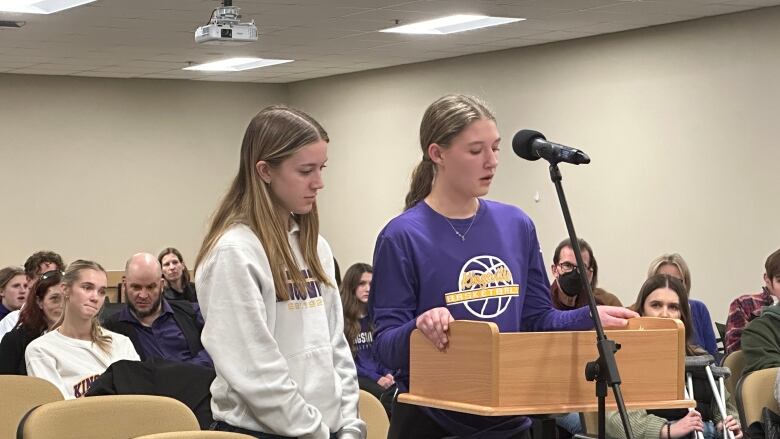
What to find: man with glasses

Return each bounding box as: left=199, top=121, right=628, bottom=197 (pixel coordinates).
left=549, top=238, right=622, bottom=311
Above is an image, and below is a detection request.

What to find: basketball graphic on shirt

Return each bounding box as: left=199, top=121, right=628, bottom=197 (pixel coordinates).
left=444, top=255, right=520, bottom=319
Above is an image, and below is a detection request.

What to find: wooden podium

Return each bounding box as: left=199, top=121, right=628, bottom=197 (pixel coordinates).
left=399, top=317, right=694, bottom=416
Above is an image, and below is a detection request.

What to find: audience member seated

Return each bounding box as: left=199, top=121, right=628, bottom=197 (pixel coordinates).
left=340, top=262, right=394, bottom=415
left=549, top=238, right=622, bottom=311
left=158, top=247, right=197, bottom=302
left=647, top=253, right=719, bottom=357
left=0, top=270, right=64, bottom=374
left=740, top=272, right=780, bottom=375
left=103, top=253, right=212, bottom=368
left=0, top=251, right=68, bottom=339
left=607, top=274, right=742, bottom=439
left=0, top=267, right=28, bottom=323
left=725, top=248, right=780, bottom=354
left=25, top=260, right=139, bottom=399
left=24, top=250, right=66, bottom=293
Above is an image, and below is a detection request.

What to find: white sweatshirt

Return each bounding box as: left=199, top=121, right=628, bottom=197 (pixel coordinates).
left=196, top=223, right=365, bottom=439
left=25, top=327, right=139, bottom=399
left=0, top=309, right=20, bottom=340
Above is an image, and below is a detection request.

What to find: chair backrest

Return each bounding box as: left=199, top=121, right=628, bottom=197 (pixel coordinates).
left=133, top=432, right=255, bottom=439
left=736, top=367, right=780, bottom=431
left=722, top=349, right=746, bottom=395
left=715, top=322, right=727, bottom=353
left=18, top=395, right=199, bottom=439
left=0, top=376, right=63, bottom=439
left=581, top=411, right=598, bottom=436
left=359, top=390, right=389, bottom=439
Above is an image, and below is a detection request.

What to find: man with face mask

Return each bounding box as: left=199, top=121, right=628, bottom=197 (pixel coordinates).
left=550, top=238, right=622, bottom=311
left=103, top=253, right=212, bottom=368
left=726, top=248, right=780, bottom=355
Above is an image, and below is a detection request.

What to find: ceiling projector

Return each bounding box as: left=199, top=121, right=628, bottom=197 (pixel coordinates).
left=195, top=3, right=257, bottom=45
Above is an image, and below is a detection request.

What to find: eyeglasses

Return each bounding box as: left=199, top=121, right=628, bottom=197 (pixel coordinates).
left=39, top=270, right=64, bottom=281
left=557, top=262, right=594, bottom=274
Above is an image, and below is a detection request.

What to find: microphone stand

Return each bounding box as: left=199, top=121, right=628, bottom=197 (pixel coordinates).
left=548, top=163, right=633, bottom=439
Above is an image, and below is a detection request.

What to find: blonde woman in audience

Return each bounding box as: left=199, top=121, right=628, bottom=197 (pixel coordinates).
left=647, top=253, right=719, bottom=356
left=0, top=270, right=64, bottom=375
left=25, top=260, right=139, bottom=399
left=0, top=266, right=28, bottom=322
left=158, top=247, right=197, bottom=302
left=195, top=105, right=365, bottom=439
left=607, top=274, right=742, bottom=439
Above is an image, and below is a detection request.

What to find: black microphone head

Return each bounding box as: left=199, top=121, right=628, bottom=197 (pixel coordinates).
left=512, top=129, right=546, bottom=161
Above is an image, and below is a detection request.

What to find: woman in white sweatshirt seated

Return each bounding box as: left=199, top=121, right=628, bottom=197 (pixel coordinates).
left=195, top=105, right=365, bottom=439
left=25, top=259, right=139, bottom=399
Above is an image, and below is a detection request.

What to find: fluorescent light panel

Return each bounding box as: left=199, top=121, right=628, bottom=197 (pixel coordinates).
left=0, top=0, right=97, bottom=14
left=183, top=57, right=293, bottom=72
left=380, top=14, right=524, bottom=35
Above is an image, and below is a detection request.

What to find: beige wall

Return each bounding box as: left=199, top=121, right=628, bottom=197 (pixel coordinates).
left=2, top=7, right=778, bottom=323
left=289, top=7, right=780, bottom=323
left=0, top=74, right=287, bottom=270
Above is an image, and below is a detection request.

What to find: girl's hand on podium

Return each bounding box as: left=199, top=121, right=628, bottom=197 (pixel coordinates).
left=416, top=307, right=454, bottom=351
left=596, top=306, right=638, bottom=329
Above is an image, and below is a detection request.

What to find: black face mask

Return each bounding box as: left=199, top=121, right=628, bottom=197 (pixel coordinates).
left=558, top=269, right=585, bottom=298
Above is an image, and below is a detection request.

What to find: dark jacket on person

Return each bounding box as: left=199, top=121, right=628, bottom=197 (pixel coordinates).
left=102, top=300, right=206, bottom=364
left=742, top=303, right=780, bottom=374
left=0, top=326, right=40, bottom=375
left=163, top=282, right=197, bottom=303
left=86, top=358, right=215, bottom=429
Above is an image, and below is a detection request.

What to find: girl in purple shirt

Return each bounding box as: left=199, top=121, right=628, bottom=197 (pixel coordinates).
left=369, top=94, right=637, bottom=439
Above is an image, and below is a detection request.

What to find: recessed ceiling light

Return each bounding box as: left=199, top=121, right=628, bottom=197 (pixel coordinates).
left=0, top=0, right=97, bottom=14
left=183, top=57, right=293, bottom=72
left=380, top=14, right=524, bottom=35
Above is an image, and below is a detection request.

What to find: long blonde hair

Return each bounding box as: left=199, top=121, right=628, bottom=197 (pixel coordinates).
left=195, top=105, right=332, bottom=300
left=52, top=260, right=112, bottom=354
left=404, top=94, right=495, bottom=210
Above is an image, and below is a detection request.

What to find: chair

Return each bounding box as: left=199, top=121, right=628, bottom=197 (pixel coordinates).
left=721, top=350, right=746, bottom=395
left=735, top=367, right=780, bottom=435
left=134, top=432, right=255, bottom=439
left=359, top=389, right=389, bottom=439
left=18, top=395, right=199, bottom=439
left=0, top=376, right=63, bottom=439
left=715, top=322, right=727, bottom=353
left=580, top=411, right=598, bottom=437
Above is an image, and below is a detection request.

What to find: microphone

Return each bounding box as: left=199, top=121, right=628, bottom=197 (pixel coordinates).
left=512, top=129, right=591, bottom=165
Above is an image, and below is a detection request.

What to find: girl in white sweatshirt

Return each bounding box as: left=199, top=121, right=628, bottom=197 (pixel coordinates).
left=195, top=105, right=365, bottom=439
left=25, top=260, right=139, bottom=399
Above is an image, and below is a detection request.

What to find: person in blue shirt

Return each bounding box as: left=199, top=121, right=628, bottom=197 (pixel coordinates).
left=369, top=94, right=638, bottom=439
left=103, top=253, right=212, bottom=368
left=647, top=253, right=719, bottom=358
left=340, top=262, right=395, bottom=415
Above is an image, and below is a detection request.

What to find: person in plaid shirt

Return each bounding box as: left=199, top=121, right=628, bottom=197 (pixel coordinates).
left=724, top=248, right=780, bottom=354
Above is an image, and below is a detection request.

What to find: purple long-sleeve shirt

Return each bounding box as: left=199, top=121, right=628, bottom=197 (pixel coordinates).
left=353, top=316, right=392, bottom=381
left=369, top=199, right=593, bottom=438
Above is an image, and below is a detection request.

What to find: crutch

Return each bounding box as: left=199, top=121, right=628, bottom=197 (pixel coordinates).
left=706, top=364, right=735, bottom=439
left=685, top=355, right=713, bottom=439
